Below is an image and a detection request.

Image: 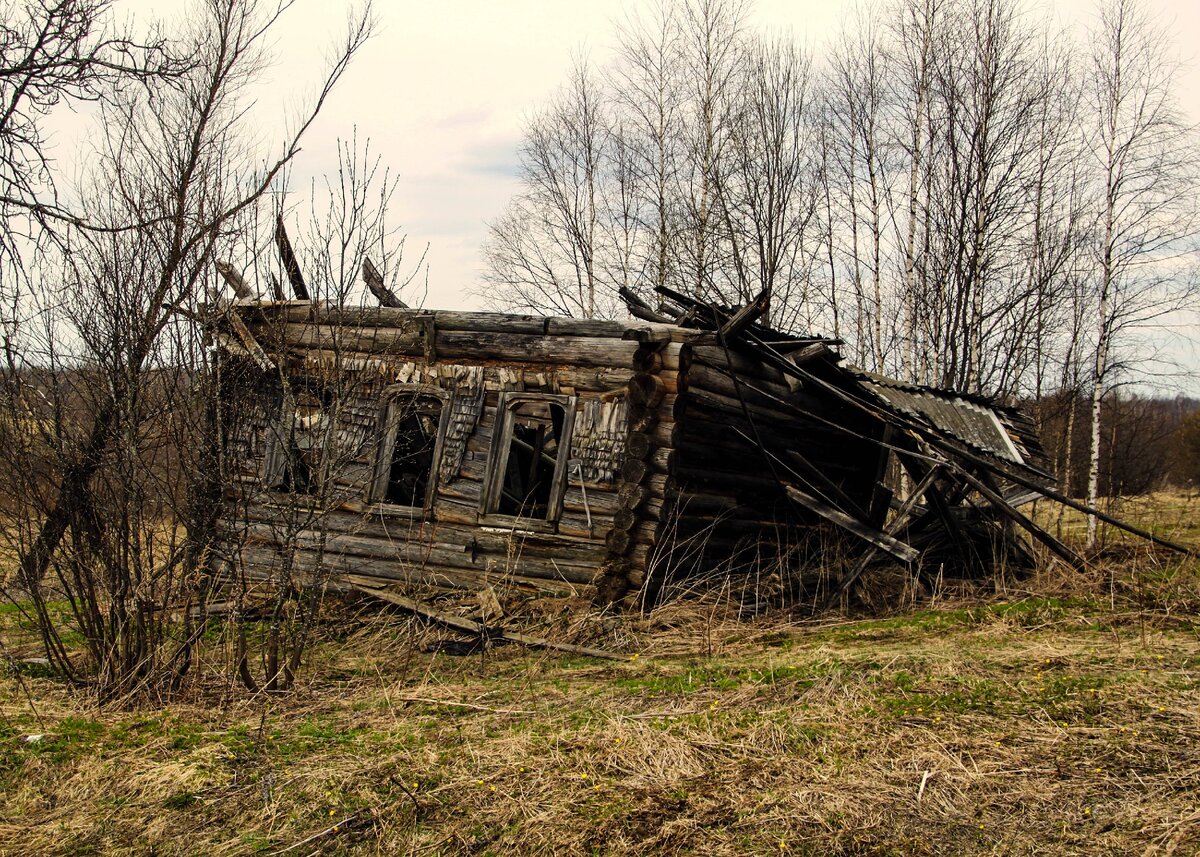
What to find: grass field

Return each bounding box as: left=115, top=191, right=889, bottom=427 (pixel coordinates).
left=2, top=497, right=1199, bottom=855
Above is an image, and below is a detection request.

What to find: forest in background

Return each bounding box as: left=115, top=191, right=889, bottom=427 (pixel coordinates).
left=480, top=0, right=1200, bottom=535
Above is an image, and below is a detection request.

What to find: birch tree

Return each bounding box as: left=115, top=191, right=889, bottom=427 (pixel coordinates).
left=1081, top=0, right=1198, bottom=546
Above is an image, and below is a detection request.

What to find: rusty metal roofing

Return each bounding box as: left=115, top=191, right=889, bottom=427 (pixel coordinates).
left=852, top=371, right=1048, bottom=474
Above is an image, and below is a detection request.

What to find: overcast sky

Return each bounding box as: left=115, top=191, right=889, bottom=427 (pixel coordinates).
left=47, top=0, right=1200, bottom=323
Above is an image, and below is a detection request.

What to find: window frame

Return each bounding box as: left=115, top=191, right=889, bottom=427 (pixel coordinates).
left=263, top=377, right=333, bottom=498
left=480, top=391, right=577, bottom=529
left=367, top=383, right=451, bottom=514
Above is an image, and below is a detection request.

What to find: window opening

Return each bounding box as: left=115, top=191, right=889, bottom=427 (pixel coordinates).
left=488, top=397, right=574, bottom=521
left=379, top=397, right=443, bottom=507
left=272, top=387, right=328, bottom=495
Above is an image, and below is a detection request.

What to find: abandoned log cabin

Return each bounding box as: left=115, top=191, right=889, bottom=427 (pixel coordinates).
left=202, top=268, right=1103, bottom=611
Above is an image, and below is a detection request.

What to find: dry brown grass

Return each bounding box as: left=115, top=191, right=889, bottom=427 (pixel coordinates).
left=2, top=551, right=1200, bottom=856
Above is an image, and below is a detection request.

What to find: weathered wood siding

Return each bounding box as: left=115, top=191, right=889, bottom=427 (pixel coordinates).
left=218, top=306, right=648, bottom=598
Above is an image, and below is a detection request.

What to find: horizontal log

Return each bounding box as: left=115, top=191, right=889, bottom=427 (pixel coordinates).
left=687, top=362, right=794, bottom=402
left=246, top=508, right=608, bottom=559
left=261, top=323, right=642, bottom=369
left=673, top=465, right=788, bottom=496
left=784, top=485, right=919, bottom=563
left=544, top=317, right=632, bottom=337
left=434, top=331, right=637, bottom=368
left=243, top=527, right=601, bottom=585
left=628, top=373, right=667, bottom=408
left=239, top=545, right=584, bottom=596
left=618, top=482, right=649, bottom=509
left=690, top=344, right=788, bottom=383
left=684, top=382, right=800, bottom=423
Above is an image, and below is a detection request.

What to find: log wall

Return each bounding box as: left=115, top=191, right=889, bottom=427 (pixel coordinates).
left=218, top=306, right=651, bottom=599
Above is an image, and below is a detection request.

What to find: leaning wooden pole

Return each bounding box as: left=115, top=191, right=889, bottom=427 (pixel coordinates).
left=274, top=216, right=309, bottom=300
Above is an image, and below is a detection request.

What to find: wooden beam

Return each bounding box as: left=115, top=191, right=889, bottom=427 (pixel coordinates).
left=274, top=215, right=309, bottom=300
left=346, top=580, right=628, bottom=661
left=215, top=260, right=254, bottom=299
left=225, top=311, right=275, bottom=372
left=824, top=465, right=943, bottom=609
left=951, top=465, right=1084, bottom=570
left=618, top=286, right=674, bottom=324
left=784, top=485, right=919, bottom=563
left=717, top=288, right=770, bottom=341
left=362, top=257, right=409, bottom=308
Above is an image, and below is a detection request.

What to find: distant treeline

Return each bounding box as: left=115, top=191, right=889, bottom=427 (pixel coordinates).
left=1035, top=394, right=1200, bottom=496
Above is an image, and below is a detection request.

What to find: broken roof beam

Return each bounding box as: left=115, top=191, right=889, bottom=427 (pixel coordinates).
left=784, top=484, right=920, bottom=563
left=824, top=464, right=944, bottom=609
left=717, top=287, right=771, bottom=341
left=618, top=286, right=674, bottom=325
left=274, top=215, right=309, bottom=300
left=215, top=261, right=255, bottom=300
left=225, top=311, right=276, bottom=372
left=952, top=464, right=1084, bottom=569
left=362, top=257, right=409, bottom=309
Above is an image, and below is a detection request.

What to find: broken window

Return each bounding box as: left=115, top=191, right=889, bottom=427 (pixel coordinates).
left=370, top=389, right=447, bottom=510
left=267, top=383, right=330, bottom=496
left=484, top=394, right=576, bottom=522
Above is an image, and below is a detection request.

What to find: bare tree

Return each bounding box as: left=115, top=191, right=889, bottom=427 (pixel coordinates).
left=612, top=0, right=684, bottom=298
left=0, top=0, right=374, bottom=699
left=480, top=59, right=617, bottom=318
left=1081, top=0, right=1199, bottom=546
left=713, top=36, right=820, bottom=326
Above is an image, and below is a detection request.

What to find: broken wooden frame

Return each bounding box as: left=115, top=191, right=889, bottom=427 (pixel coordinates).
left=637, top=283, right=1197, bottom=595
left=201, top=224, right=1197, bottom=619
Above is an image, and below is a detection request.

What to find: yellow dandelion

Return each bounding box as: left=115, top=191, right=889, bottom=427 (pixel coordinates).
left=581, top=773, right=589, bottom=780
left=490, top=785, right=496, bottom=792
left=477, top=779, right=484, bottom=785
left=329, top=809, right=336, bottom=817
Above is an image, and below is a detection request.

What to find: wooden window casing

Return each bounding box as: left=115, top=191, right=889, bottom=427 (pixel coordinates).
left=368, top=385, right=451, bottom=514
left=481, top=392, right=577, bottom=529
left=264, top=380, right=331, bottom=497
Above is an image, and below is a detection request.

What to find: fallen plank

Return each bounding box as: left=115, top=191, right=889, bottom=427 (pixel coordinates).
left=347, top=579, right=629, bottom=661
left=784, top=485, right=920, bottom=563
left=823, top=465, right=944, bottom=609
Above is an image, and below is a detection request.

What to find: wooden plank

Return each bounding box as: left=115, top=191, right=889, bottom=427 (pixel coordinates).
left=784, top=485, right=919, bottom=563
left=362, top=257, right=409, bottom=308
left=951, top=466, right=1084, bottom=570
left=823, top=465, right=942, bottom=609
left=347, top=581, right=627, bottom=660
left=717, top=287, right=770, bottom=341
left=274, top=216, right=309, bottom=300
left=216, top=260, right=254, bottom=299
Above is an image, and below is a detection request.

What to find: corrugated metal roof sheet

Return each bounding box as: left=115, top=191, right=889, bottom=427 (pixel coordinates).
left=852, top=371, right=1039, bottom=468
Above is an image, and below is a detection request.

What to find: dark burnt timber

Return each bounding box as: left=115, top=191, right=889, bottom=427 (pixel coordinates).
left=199, top=266, right=1197, bottom=614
